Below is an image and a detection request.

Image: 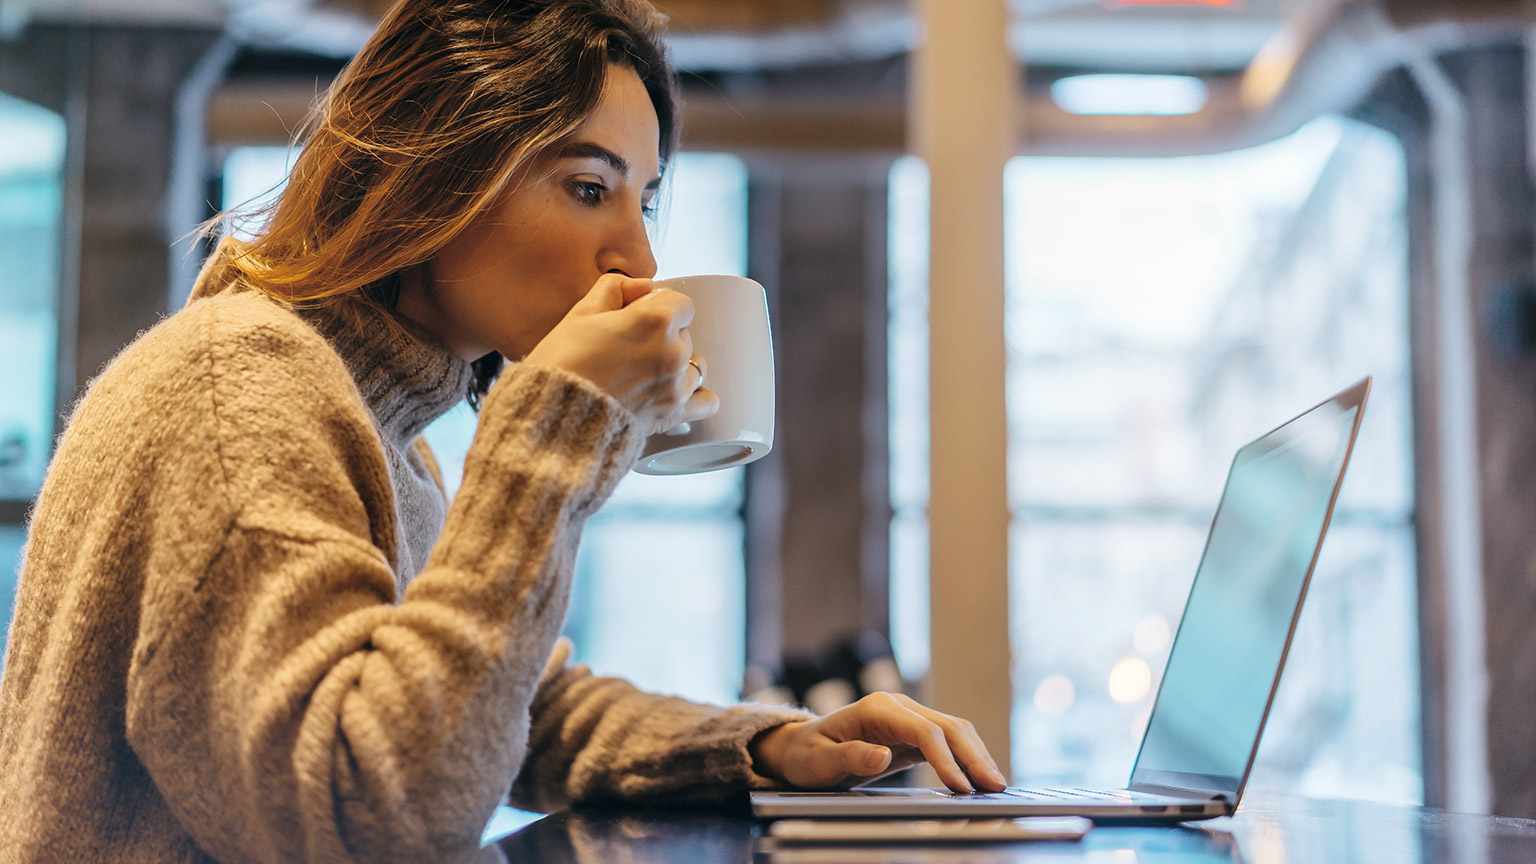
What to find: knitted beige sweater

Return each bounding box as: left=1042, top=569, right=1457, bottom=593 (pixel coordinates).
left=0, top=278, right=808, bottom=863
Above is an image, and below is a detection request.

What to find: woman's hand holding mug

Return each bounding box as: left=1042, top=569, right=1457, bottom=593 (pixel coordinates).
left=524, top=273, right=718, bottom=435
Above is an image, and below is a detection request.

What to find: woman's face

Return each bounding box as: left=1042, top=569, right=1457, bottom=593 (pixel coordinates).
left=401, top=63, right=662, bottom=361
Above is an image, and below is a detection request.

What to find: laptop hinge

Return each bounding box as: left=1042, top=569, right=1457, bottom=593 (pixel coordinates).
left=1128, top=782, right=1232, bottom=802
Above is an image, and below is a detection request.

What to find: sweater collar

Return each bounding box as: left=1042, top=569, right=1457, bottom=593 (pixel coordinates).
left=303, top=299, right=475, bottom=448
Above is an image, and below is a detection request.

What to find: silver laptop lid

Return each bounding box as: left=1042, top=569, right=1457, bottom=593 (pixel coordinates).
left=1128, top=378, right=1371, bottom=802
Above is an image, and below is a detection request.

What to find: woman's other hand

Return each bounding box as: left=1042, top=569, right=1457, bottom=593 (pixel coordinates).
left=524, top=274, right=718, bottom=435
left=748, top=692, right=1009, bottom=794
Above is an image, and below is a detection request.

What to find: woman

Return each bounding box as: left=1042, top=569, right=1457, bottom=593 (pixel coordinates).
left=0, top=0, right=1005, bottom=860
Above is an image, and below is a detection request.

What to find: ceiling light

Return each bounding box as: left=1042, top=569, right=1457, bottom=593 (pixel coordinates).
left=1103, top=0, right=1240, bottom=6
left=1051, top=74, right=1209, bottom=116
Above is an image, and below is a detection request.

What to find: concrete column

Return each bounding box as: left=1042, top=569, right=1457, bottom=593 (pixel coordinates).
left=1, top=24, right=225, bottom=412
left=1393, top=44, right=1536, bottom=818
left=1444, top=46, right=1536, bottom=821
left=71, top=25, right=226, bottom=402
left=910, top=0, right=1015, bottom=772
left=744, top=157, right=893, bottom=671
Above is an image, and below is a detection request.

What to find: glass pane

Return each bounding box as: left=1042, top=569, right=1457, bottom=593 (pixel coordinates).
left=888, top=117, right=1420, bottom=804
left=567, top=518, right=746, bottom=704
left=0, top=525, right=24, bottom=657
left=1010, top=519, right=1204, bottom=782
left=0, top=93, right=65, bottom=501
left=222, top=146, right=300, bottom=239
left=1003, top=117, right=1419, bottom=802
left=888, top=156, right=931, bottom=680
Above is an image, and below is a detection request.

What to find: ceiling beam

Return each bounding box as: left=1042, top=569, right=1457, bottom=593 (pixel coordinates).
left=655, top=0, right=838, bottom=33
left=301, top=0, right=845, bottom=33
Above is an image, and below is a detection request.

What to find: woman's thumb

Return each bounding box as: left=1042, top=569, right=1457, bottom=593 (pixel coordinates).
left=840, top=741, right=892, bottom=776
left=572, top=273, right=643, bottom=315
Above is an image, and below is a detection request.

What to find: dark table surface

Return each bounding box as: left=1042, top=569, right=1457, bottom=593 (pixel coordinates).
left=490, top=789, right=1536, bottom=863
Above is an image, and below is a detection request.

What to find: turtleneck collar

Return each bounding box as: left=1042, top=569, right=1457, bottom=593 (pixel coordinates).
left=301, top=298, right=475, bottom=449
left=186, top=242, right=475, bottom=448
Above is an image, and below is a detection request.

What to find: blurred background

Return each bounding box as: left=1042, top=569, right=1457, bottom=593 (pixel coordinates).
left=3, top=0, right=1536, bottom=819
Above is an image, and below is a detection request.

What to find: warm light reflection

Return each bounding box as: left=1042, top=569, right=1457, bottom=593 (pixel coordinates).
left=1034, top=674, right=1076, bottom=716
left=1108, top=657, right=1153, bottom=704
left=1242, top=26, right=1302, bottom=109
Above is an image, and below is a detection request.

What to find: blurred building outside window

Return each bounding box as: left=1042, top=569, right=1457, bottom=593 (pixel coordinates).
left=0, top=93, right=66, bottom=656
left=224, top=147, right=750, bottom=705
left=890, top=116, right=1421, bottom=804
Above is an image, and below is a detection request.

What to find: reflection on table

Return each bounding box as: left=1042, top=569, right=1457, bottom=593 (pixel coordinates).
left=491, top=789, right=1536, bottom=864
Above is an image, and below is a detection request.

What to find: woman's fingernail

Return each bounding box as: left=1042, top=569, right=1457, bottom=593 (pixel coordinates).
left=991, top=769, right=1007, bottom=786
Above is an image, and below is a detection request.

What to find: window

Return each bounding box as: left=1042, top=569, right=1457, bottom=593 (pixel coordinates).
left=223, top=146, right=753, bottom=705
left=890, top=116, right=1420, bottom=802
left=888, top=157, right=932, bottom=681
left=0, top=93, right=66, bottom=654
left=221, top=146, right=299, bottom=241
left=0, top=94, right=65, bottom=502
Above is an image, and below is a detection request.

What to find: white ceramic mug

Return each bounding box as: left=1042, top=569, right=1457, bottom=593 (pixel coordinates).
left=634, top=275, right=775, bottom=475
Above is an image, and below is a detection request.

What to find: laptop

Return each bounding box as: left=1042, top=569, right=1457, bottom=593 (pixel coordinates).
left=752, top=377, right=1372, bottom=822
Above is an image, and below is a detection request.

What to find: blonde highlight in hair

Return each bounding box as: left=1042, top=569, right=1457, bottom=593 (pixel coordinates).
left=199, top=0, right=677, bottom=401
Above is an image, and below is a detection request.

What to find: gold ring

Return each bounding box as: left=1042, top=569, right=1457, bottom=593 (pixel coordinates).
left=688, top=358, right=704, bottom=383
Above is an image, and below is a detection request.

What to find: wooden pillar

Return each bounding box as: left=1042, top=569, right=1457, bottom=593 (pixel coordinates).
left=910, top=0, right=1015, bottom=772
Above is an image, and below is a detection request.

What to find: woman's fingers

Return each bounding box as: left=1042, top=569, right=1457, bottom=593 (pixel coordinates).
left=836, top=740, right=893, bottom=777
left=526, top=278, right=703, bottom=431
left=906, top=715, right=973, bottom=793
left=844, top=695, right=973, bottom=793
left=888, top=693, right=1007, bottom=791
left=630, top=284, right=694, bottom=329
left=761, top=694, right=1004, bottom=795
left=678, top=385, right=719, bottom=427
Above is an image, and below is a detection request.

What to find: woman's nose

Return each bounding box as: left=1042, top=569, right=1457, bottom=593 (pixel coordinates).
left=599, top=212, right=658, bottom=280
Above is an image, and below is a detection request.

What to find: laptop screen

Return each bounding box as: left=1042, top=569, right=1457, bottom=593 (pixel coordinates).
left=1128, top=389, right=1363, bottom=799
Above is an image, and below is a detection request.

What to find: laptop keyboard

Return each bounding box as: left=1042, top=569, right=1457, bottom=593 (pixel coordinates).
left=951, top=786, right=1137, bottom=802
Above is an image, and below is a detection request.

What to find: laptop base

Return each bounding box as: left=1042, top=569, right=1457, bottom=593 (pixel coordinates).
left=751, top=786, right=1231, bottom=822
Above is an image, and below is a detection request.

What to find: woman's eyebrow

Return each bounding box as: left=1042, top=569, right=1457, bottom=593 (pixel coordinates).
left=554, top=141, right=661, bottom=189
left=555, top=142, right=629, bottom=175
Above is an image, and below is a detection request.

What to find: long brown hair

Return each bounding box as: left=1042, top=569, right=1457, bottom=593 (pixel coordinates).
left=201, top=0, right=678, bottom=404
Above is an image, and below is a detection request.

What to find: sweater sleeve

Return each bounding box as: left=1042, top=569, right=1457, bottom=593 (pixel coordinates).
left=509, top=639, right=814, bottom=812
left=123, top=307, right=644, bottom=864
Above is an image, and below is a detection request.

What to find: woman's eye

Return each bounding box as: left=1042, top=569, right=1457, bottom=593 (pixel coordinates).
left=571, top=181, right=605, bottom=206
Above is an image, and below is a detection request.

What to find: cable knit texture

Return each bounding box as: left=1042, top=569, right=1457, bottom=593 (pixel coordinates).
left=0, top=275, right=809, bottom=863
